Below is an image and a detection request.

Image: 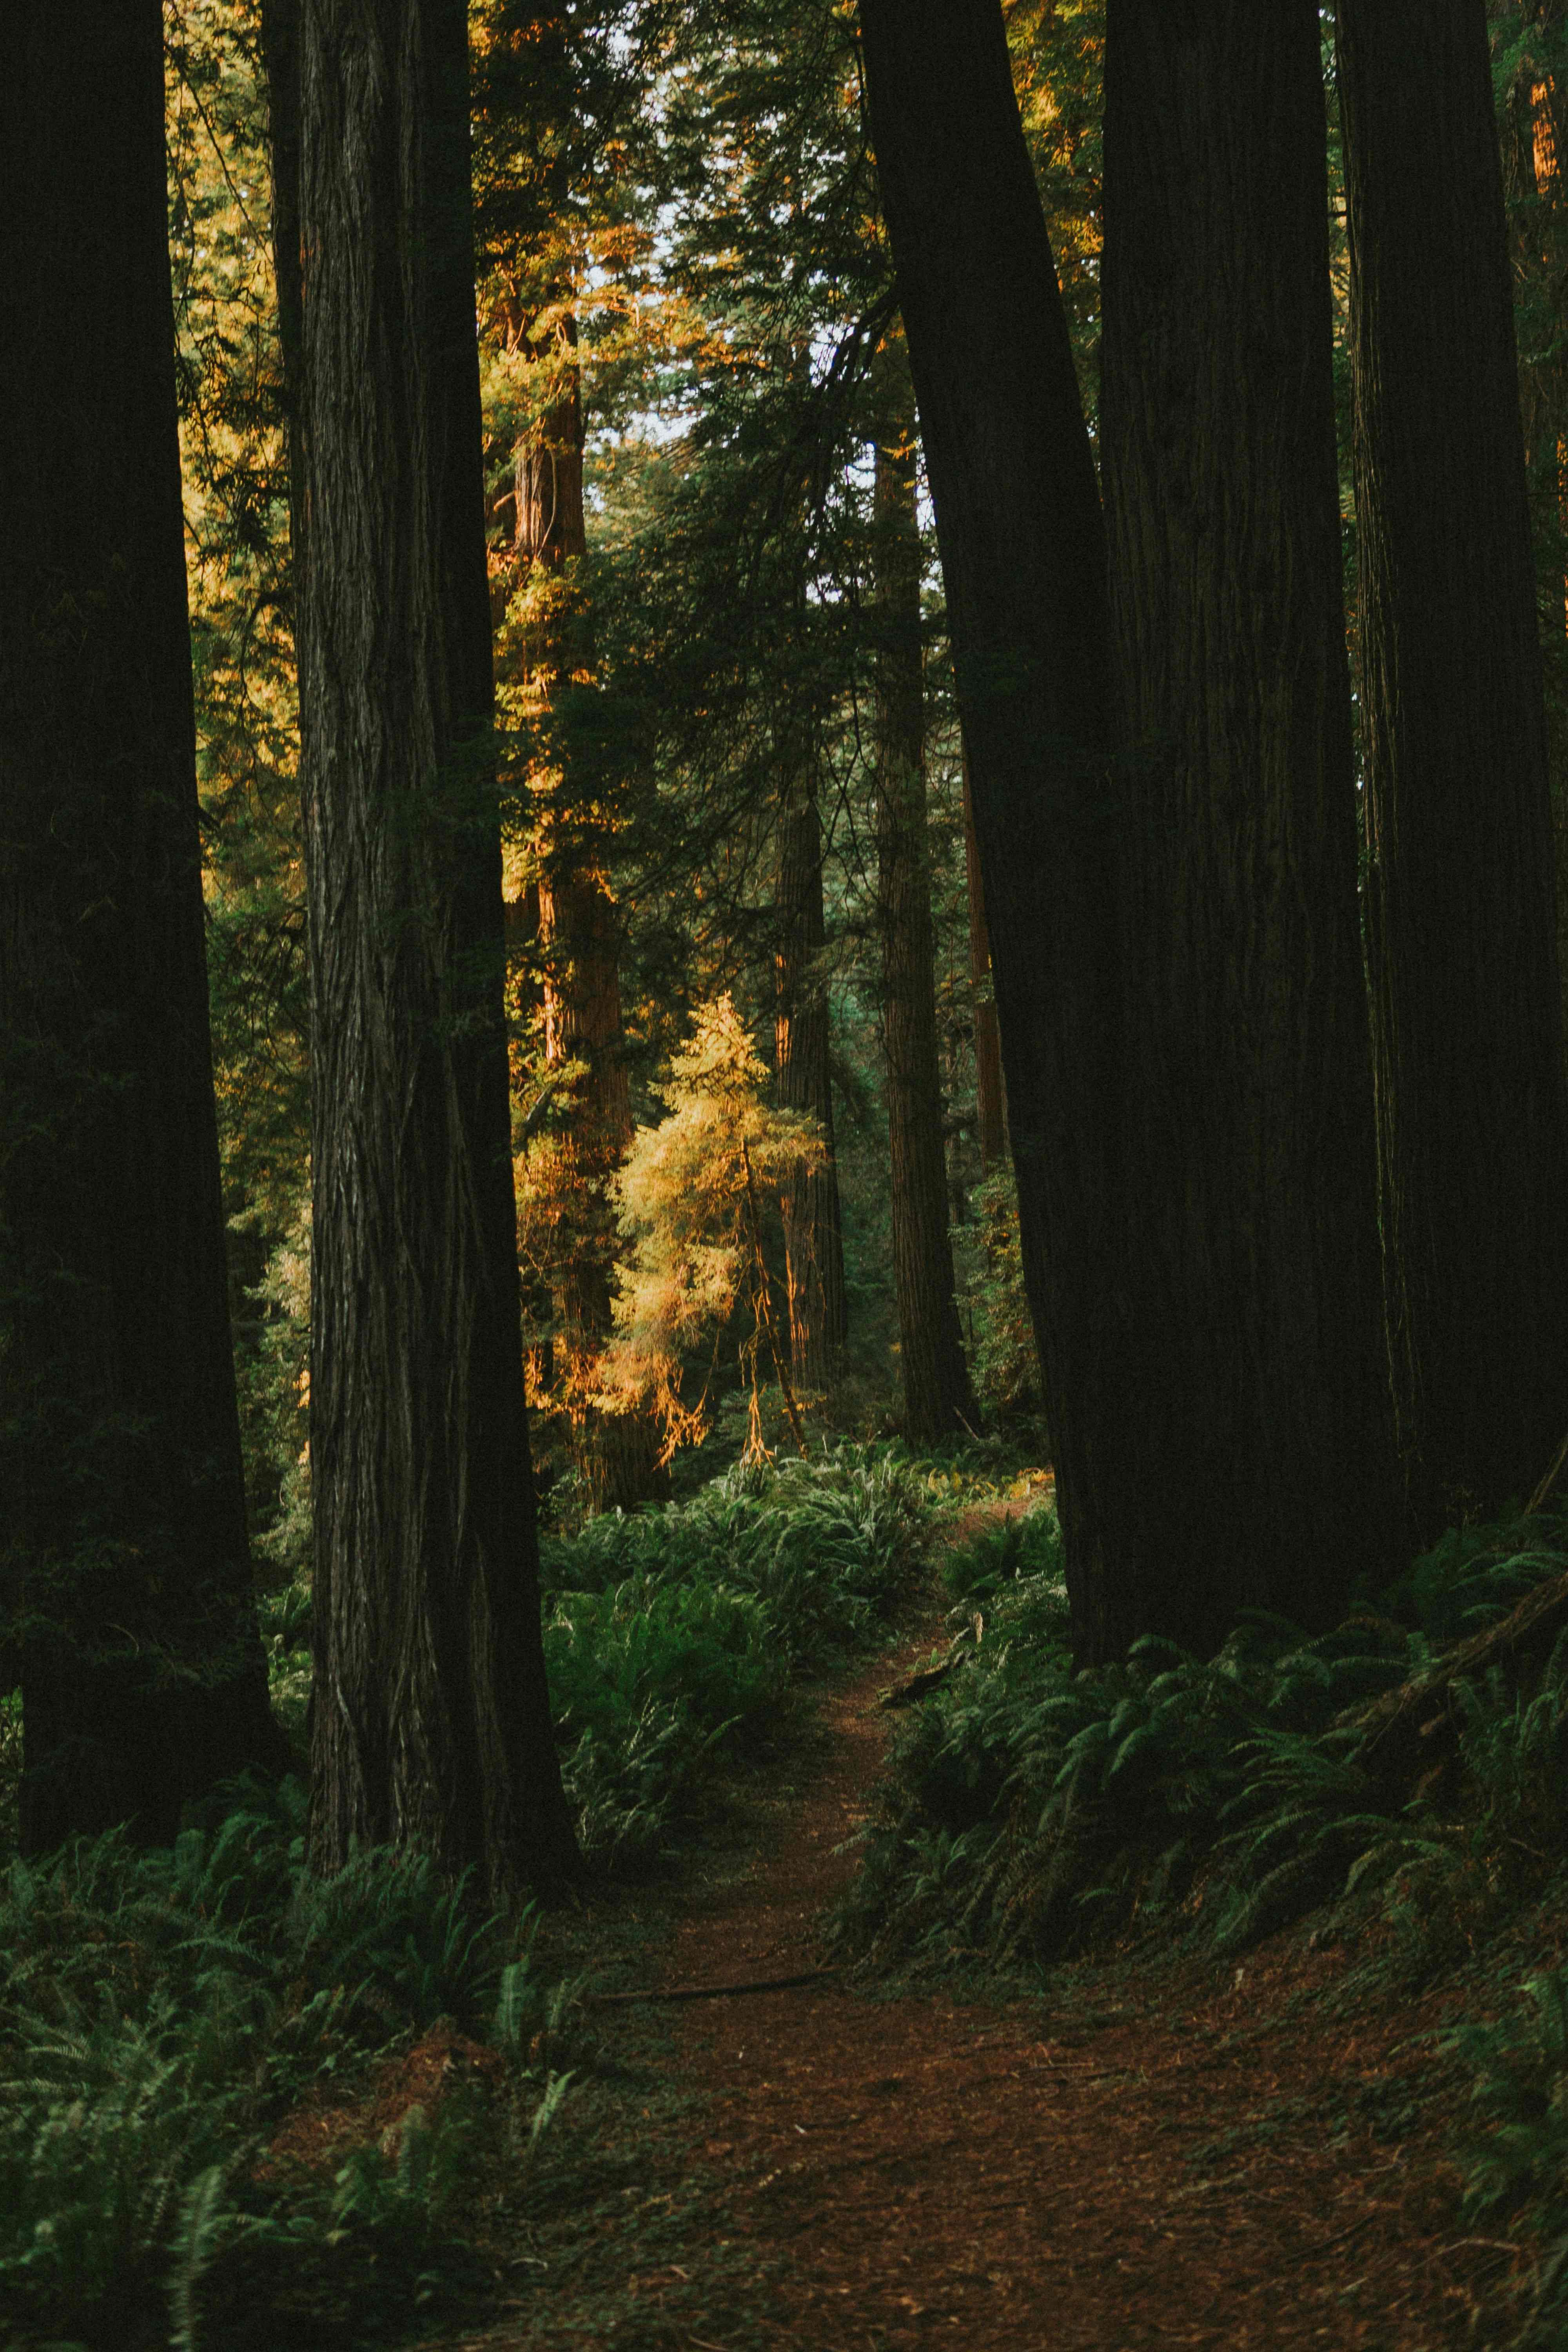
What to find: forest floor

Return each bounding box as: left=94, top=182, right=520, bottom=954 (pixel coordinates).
left=380, top=1504, right=1563, bottom=2352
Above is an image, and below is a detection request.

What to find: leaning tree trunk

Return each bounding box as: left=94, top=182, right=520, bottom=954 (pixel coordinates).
left=871, top=339, right=976, bottom=1442
left=775, top=772, right=849, bottom=1391
left=295, top=0, right=577, bottom=1898
left=1338, top=0, right=1568, bottom=1528
left=0, top=0, right=285, bottom=1849
left=1094, top=0, right=1400, bottom=1655
left=859, top=0, right=1125, bottom=1646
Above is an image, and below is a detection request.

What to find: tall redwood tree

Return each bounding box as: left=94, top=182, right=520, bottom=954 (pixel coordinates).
left=0, top=0, right=284, bottom=1846
left=292, top=0, right=577, bottom=1896
left=862, top=0, right=1400, bottom=1659
left=858, top=0, right=1124, bottom=1647
left=1338, top=0, right=1568, bottom=1525
left=871, top=339, right=976, bottom=1442
left=1091, top=0, right=1399, bottom=1651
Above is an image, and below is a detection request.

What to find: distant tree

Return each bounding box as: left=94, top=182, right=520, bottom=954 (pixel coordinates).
left=1091, top=0, right=1400, bottom=1651
left=0, top=0, right=285, bottom=1847
left=775, top=764, right=849, bottom=1391
left=1338, top=0, right=1568, bottom=1525
left=601, top=995, right=820, bottom=1457
left=286, top=0, right=577, bottom=1895
left=472, top=1, right=662, bottom=1510
left=871, top=337, right=976, bottom=1442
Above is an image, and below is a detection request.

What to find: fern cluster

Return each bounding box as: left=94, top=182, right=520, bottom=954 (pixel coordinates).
left=0, top=1782, right=566, bottom=2349
left=836, top=1504, right=1568, bottom=1971
left=541, top=1443, right=936, bottom=1864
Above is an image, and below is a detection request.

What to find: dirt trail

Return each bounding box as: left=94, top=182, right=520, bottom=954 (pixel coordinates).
left=647, top=1626, right=1508, bottom=2350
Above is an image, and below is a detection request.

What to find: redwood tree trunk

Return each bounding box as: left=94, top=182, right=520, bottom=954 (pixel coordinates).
left=775, top=775, right=849, bottom=1389
left=297, top=0, right=577, bottom=1897
left=859, top=0, right=1124, bottom=1643
left=872, top=342, right=976, bottom=1441
left=862, top=0, right=1399, bottom=1661
left=0, top=0, right=285, bottom=1848
left=1338, top=0, right=1568, bottom=1525
left=1094, top=0, right=1399, bottom=1653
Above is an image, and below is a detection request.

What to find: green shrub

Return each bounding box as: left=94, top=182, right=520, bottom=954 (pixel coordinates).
left=545, top=1574, right=778, bottom=1866
left=540, top=1445, right=935, bottom=1864
left=0, top=1789, right=551, bottom=2349
left=1447, top=1966, right=1568, bottom=2339
left=543, top=1443, right=933, bottom=1662
left=836, top=1504, right=1568, bottom=1972
left=940, top=1503, right=1063, bottom=1605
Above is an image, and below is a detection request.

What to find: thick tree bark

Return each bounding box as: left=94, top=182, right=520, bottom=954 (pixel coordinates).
left=296, top=0, right=577, bottom=1898
left=871, top=340, right=976, bottom=1442
left=863, top=0, right=1399, bottom=1660
left=775, top=775, right=849, bottom=1390
left=0, top=1, right=285, bottom=1848
left=1095, top=0, right=1399, bottom=1652
left=1338, top=0, right=1568, bottom=1526
left=960, top=750, right=1007, bottom=1176
left=859, top=0, right=1125, bottom=1645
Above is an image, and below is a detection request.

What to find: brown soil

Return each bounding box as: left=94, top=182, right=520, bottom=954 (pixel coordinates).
left=620, top=1620, right=1524, bottom=2349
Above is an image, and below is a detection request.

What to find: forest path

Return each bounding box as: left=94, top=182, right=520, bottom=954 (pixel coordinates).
left=628, top=1548, right=1502, bottom=2350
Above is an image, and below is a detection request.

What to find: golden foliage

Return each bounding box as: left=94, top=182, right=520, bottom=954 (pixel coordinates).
left=596, top=996, right=822, bottom=1453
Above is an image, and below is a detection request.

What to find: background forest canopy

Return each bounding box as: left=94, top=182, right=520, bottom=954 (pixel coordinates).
left=180, top=0, right=1090, bottom=1556
left=9, top=0, right=1568, bottom=1875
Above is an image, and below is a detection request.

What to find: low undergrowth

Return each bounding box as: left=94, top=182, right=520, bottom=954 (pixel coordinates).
left=539, top=1443, right=938, bottom=1866
left=0, top=1444, right=948, bottom=2347
left=835, top=1501, right=1568, bottom=1974
left=0, top=1781, right=574, bottom=2351
left=258, top=1442, right=940, bottom=1874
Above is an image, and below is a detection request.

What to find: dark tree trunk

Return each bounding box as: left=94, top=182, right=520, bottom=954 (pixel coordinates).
left=960, top=750, right=1007, bottom=1175
left=0, top=1, right=285, bottom=1849
left=1094, top=0, right=1400, bottom=1653
left=296, top=0, right=577, bottom=1898
left=863, top=0, right=1399, bottom=1660
left=860, top=0, right=1125, bottom=1642
left=872, top=340, right=976, bottom=1442
left=1338, top=0, right=1568, bottom=1525
left=775, top=775, right=849, bottom=1390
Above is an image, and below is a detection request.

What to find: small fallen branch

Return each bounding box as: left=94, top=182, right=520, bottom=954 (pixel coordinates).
left=1348, top=1566, right=1568, bottom=1794
left=584, top=1967, right=840, bottom=2008
left=1528, top=1423, right=1568, bottom=1516
left=878, top=1614, right=983, bottom=1710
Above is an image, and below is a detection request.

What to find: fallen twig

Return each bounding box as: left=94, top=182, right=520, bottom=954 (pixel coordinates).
left=585, top=1966, right=840, bottom=2008
left=878, top=1613, right=983, bottom=1709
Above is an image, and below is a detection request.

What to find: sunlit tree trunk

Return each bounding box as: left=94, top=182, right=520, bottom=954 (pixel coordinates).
left=1339, top=0, right=1568, bottom=1524
left=295, top=0, right=577, bottom=1898
left=775, top=774, right=848, bottom=1390
left=0, top=0, right=285, bottom=1848
left=872, top=340, right=976, bottom=1441
left=508, top=314, right=662, bottom=1507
